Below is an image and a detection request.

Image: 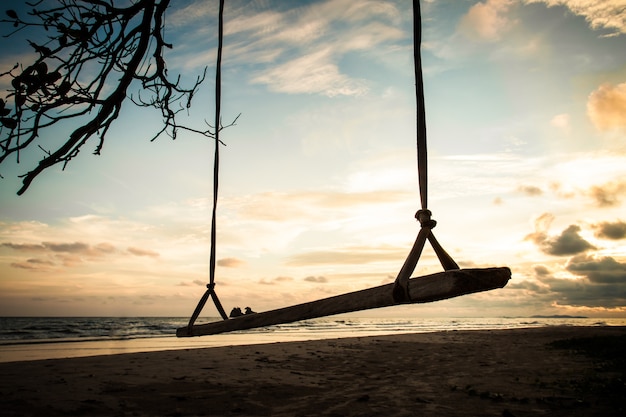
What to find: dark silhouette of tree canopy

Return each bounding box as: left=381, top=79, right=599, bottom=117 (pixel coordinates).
left=1, top=0, right=223, bottom=195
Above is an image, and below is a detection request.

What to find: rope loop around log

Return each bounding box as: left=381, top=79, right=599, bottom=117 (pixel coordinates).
left=415, top=209, right=437, bottom=229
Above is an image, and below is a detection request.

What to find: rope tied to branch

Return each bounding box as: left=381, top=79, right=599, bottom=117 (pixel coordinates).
left=392, top=0, right=459, bottom=303
left=416, top=209, right=437, bottom=229
left=183, top=0, right=228, bottom=335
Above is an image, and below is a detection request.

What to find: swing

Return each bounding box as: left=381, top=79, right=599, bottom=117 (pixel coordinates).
left=176, top=0, right=510, bottom=338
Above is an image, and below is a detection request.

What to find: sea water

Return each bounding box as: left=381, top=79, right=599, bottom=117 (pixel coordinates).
left=1, top=316, right=624, bottom=363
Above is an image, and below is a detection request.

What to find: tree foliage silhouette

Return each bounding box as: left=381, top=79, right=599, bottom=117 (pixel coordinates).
left=1, top=0, right=224, bottom=195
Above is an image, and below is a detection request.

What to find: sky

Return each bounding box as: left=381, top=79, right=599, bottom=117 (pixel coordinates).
left=1, top=0, right=626, bottom=319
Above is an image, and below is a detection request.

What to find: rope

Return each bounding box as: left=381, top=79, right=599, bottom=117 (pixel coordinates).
left=414, top=0, right=428, bottom=211
left=210, top=0, right=225, bottom=294
left=393, top=0, right=458, bottom=302
left=186, top=0, right=228, bottom=332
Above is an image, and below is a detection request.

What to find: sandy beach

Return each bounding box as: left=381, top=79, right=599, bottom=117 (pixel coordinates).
left=1, top=326, right=624, bottom=416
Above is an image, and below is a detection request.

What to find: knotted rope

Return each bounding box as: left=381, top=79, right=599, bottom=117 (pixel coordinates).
left=185, top=0, right=228, bottom=334
left=393, top=0, right=459, bottom=302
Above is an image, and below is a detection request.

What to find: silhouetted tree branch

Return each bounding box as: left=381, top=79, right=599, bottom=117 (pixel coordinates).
left=1, top=0, right=230, bottom=195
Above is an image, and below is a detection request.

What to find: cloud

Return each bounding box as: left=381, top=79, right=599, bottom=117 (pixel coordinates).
left=517, top=185, right=543, bottom=196
left=166, top=0, right=404, bottom=80
left=251, top=47, right=369, bottom=97
left=0, top=51, right=38, bottom=93
left=95, top=243, right=116, bottom=254
left=545, top=225, right=596, bottom=255
left=1, top=242, right=47, bottom=252
left=167, top=0, right=219, bottom=28
left=225, top=9, right=284, bottom=38
left=177, top=279, right=208, bottom=287
left=509, top=258, right=626, bottom=309
left=127, top=247, right=160, bottom=258
left=524, top=212, right=555, bottom=242
left=286, top=244, right=408, bottom=266
left=526, top=217, right=596, bottom=256
left=539, top=274, right=626, bottom=308
left=304, top=276, right=328, bottom=283
left=550, top=176, right=626, bottom=207
left=457, top=0, right=515, bottom=42
left=550, top=113, right=571, bottom=132
left=10, top=258, right=55, bottom=271
left=217, top=257, right=245, bottom=267
left=534, top=265, right=551, bottom=276
left=259, top=276, right=294, bottom=285
left=337, top=21, right=405, bottom=52
left=234, top=189, right=411, bottom=223
left=587, top=179, right=626, bottom=207
left=2, top=241, right=117, bottom=257
left=567, top=254, right=626, bottom=284
left=593, top=220, right=626, bottom=240
left=223, top=0, right=401, bottom=41
left=1, top=239, right=156, bottom=271
left=233, top=0, right=403, bottom=96
left=525, top=0, right=626, bottom=36
left=548, top=182, right=576, bottom=199
left=45, top=242, right=90, bottom=253
left=587, top=82, right=626, bottom=131
left=507, top=279, right=549, bottom=293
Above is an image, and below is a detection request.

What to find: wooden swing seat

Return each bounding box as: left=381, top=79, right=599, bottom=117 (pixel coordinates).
left=176, top=267, right=510, bottom=337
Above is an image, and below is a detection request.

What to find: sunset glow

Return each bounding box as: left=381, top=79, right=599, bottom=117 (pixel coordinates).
left=1, top=0, right=625, bottom=318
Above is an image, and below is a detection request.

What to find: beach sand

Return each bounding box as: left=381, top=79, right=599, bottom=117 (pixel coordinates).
left=1, top=326, right=624, bottom=416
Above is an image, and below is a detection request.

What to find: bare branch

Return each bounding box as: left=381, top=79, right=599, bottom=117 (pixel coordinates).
left=0, top=0, right=226, bottom=195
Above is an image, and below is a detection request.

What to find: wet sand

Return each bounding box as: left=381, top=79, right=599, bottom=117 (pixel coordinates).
left=1, top=326, right=625, bottom=416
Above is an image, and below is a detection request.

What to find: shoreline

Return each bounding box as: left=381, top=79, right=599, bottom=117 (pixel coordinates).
left=2, top=326, right=625, bottom=416
left=0, top=326, right=469, bottom=364
left=0, top=331, right=372, bottom=364
left=0, top=327, right=471, bottom=364
left=3, top=317, right=625, bottom=364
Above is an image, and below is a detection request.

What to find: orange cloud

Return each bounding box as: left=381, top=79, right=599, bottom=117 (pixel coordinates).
left=217, top=257, right=245, bottom=267
left=10, top=258, right=55, bottom=271
left=259, top=276, right=294, bottom=285
left=304, top=276, right=328, bottom=283
left=2, top=241, right=117, bottom=257
left=457, top=0, right=515, bottom=42
left=587, top=82, right=626, bottom=131
left=587, top=180, right=626, bottom=207
left=1, top=243, right=44, bottom=252
left=2, top=240, right=125, bottom=270
left=127, top=247, right=160, bottom=258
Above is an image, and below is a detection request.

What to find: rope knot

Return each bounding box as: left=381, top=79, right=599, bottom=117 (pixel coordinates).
left=415, top=209, right=437, bottom=229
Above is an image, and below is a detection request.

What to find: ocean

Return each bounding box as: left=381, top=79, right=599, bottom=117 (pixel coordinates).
left=1, top=316, right=624, bottom=363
